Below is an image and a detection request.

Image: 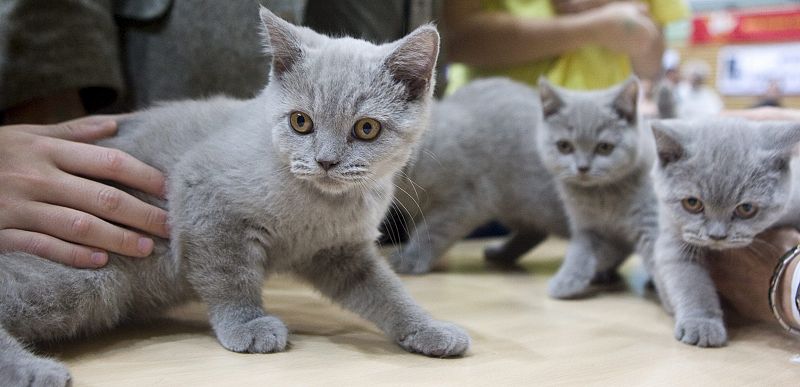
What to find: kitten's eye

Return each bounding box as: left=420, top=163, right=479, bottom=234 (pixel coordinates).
left=681, top=197, right=704, bottom=214
left=556, top=140, right=574, bottom=154
left=353, top=118, right=382, bottom=141
left=289, top=111, right=314, bottom=134
left=595, top=142, right=615, bottom=156
left=734, top=203, right=758, bottom=219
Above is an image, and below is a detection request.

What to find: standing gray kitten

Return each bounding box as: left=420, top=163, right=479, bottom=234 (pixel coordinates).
left=389, top=78, right=570, bottom=274
left=537, top=77, right=660, bottom=299
left=0, top=8, right=469, bottom=386
left=651, top=118, right=800, bottom=347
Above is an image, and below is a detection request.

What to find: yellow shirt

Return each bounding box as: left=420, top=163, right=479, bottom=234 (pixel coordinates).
left=446, top=0, right=689, bottom=92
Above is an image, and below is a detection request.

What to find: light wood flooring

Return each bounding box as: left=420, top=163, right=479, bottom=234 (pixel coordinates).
left=50, top=238, right=799, bottom=386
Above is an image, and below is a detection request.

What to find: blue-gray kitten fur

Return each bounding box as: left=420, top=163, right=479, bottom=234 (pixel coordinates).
left=389, top=78, right=570, bottom=274
left=537, top=77, right=659, bottom=299
left=651, top=118, right=800, bottom=347
left=0, top=8, right=469, bottom=386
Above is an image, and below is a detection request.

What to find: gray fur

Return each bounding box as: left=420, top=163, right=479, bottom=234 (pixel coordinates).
left=0, top=8, right=469, bottom=386
left=389, top=78, right=570, bottom=274
left=651, top=118, right=800, bottom=347
left=537, top=78, right=660, bottom=299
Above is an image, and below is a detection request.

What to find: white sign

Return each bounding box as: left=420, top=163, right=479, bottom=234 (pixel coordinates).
left=716, top=43, right=800, bottom=96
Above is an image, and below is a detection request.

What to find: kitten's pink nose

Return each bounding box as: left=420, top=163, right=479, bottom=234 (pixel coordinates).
left=317, top=159, right=339, bottom=171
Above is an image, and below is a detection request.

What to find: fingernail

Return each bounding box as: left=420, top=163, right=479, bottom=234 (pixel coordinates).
left=91, top=252, right=107, bottom=266
left=138, top=237, right=154, bottom=255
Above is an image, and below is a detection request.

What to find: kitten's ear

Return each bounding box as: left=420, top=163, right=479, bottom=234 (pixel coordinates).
left=259, top=6, right=303, bottom=78
left=759, top=122, right=800, bottom=170
left=538, top=77, right=563, bottom=118
left=612, top=76, right=639, bottom=124
left=651, top=120, right=686, bottom=167
left=385, top=25, right=440, bottom=101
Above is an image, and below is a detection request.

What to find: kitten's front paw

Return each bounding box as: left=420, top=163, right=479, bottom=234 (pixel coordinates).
left=216, top=315, right=289, bottom=353
left=547, top=272, right=592, bottom=299
left=674, top=317, right=727, bottom=347
left=398, top=321, right=471, bottom=357
left=0, top=356, right=71, bottom=387
left=389, top=250, right=432, bottom=275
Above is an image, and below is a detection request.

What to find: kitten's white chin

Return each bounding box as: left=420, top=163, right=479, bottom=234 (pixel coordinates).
left=682, top=236, right=752, bottom=250
left=309, top=176, right=360, bottom=195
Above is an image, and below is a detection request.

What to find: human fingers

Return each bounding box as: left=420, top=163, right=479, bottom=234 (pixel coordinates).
left=10, top=201, right=156, bottom=258
left=0, top=228, right=108, bottom=268
left=44, top=174, right=169, bottom=239
left=49, top=138, right=167, bottom=199
left=21, top=116, right=118, bottom=143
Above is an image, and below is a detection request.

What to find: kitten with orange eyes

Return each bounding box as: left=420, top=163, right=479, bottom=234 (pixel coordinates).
left=651, top=118, right=800, bottom=347
left=0, top=8, right=468, bottom=386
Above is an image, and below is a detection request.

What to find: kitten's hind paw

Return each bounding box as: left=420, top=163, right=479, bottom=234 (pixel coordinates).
left=674, top=317, right=727, bottom=347
left=216, top=315, right=289, bottom=353
left=398, top=321, right=471, bottom=357
left=547, top=273, right=593, bottom=299
left=0, top=356, right=71, bottom=387
left=389, top=251, right=433, bottom=275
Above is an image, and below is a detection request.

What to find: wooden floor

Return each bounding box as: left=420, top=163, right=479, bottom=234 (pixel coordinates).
left=50, top=238, right=799, bottom=386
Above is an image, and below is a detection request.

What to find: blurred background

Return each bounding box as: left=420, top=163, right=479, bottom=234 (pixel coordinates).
left=665, top=0, right=800, bottom=110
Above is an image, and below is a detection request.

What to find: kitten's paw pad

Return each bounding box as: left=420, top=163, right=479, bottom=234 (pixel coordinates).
left=389, top=251, right=432, bottom=275
left=547, top=273, right=592, bottom=299
left=217, top=316, right=289, bottom=353
left=398, top=321, right=471, bottom=357
left=0, top=356, right=71, bottom=387
left=674, top=317, right=727, bottom=347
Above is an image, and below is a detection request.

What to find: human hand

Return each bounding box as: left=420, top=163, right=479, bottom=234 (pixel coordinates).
left=552, top=0, right=612, bottom=15
left=0, top=116, right=170, bottom=268
left=587, top=2, right=660, bottom=58
left=707, top=228, right=800, bottom=324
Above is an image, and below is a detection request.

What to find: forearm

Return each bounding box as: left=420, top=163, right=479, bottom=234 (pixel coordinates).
left=445, top=12, right=598, bottom=68
left=630, top=29, right=665, bottom=82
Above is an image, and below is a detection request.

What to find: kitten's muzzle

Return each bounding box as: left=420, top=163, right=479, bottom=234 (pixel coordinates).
left=316, top=158, right=339, bottom=171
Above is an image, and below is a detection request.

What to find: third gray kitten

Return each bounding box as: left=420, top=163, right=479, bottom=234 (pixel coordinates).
left=650, top=118, right=800, bottom=347
left=389, top=78, right=570, bottom=274
left=0, top=8, right=469, bottom=386
left=537, top=77, right=660, bottom=299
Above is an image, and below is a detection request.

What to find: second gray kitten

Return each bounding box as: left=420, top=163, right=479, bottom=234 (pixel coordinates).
left=0, top=8, right=469, bottom=386
left=651, top=118, right=800, bottom=347
left=537, top=77, right=660, bottom=299
left=389, top=78, right=570, bottom=274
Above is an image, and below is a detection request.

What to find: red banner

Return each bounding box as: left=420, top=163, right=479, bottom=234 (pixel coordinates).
left=692, top=7, right=800, bottom=45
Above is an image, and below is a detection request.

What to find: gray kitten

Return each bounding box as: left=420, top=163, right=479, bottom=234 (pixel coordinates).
left=0, top=8, right=469, bottom=386
left=651, top=118, right=800, bottom=347
left=537, top=77, right=660, bottom=299
left=389, top=78, right=570, bottom=274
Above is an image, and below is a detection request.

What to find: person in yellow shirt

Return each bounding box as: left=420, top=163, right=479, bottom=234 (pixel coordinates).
left=443, top=0, right=689, bottom=92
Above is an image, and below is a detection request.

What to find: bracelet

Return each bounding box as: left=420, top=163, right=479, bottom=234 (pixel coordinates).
left=769, top=244, right=800, bottom=336
left=792, top=253, right=800, bottom=324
